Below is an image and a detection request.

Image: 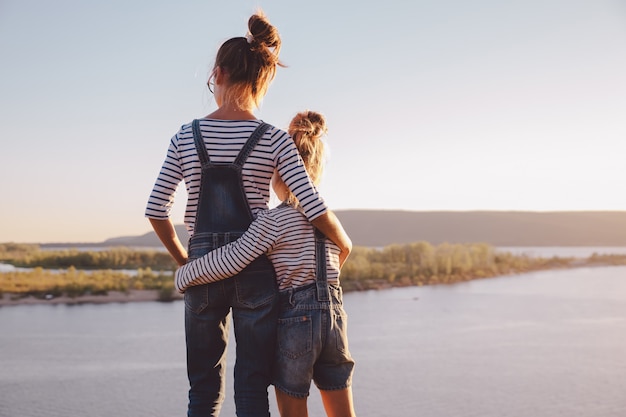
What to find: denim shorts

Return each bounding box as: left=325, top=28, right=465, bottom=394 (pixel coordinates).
left=273, top=283, right=355, bottom=398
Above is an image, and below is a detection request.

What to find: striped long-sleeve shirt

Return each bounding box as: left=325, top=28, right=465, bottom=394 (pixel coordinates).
left=145, top=119, right=328, bottom=236
left=175, top=203, right=341, bottom=292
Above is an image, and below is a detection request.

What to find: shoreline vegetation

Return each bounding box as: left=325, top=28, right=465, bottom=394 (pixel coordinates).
left=1, top=243, right=625, bottom=307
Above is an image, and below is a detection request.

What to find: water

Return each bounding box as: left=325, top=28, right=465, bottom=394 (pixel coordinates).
left=496, top=246, right=626, bottom=258
left=1, top=265, right=625, bottom=416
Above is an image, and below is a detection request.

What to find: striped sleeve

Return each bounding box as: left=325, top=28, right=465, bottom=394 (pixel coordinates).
left=145, top=134, right=184, bottom=219
left=174, top=210, right=279, bottom=293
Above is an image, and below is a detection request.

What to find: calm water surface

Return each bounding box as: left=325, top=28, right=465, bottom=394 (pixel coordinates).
left=1, top=265, right=625, bottom=417
left=497, top=246, right=626, bottom=258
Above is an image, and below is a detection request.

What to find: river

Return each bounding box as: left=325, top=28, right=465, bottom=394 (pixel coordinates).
left=0, top=253, right=625, bottom=416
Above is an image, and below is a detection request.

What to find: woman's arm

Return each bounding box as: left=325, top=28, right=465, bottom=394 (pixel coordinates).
left=311, top=210, right=352, bottom=268
left=149, top=218, right=188, bottom=266
left=146, top=133, right=187, bottom=265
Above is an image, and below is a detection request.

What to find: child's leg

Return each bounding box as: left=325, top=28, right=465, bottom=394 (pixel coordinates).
left=319, top=387, right=356, bottom=417
left=315, top=287, right=356, bottom=417
left=275, top=387, right=309, bottom=417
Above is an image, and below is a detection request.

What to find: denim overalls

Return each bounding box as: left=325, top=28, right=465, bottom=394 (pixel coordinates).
left=184, top=120, right=278, bottom=417
left=273, top=229, right=355, bottom=397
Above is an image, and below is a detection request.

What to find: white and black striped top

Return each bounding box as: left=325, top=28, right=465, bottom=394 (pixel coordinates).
left=175, top=203, right=341, bottom=292
left=145, top=119, right=328, bottom=236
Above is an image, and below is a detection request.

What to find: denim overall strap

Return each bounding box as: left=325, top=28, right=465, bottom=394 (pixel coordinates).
left=192, top=119, right=211, bottom=167
left=233, top=122, right=271, bottom=167
left=315, top=228, right=330, bottom=302
left=191, top=119, right=271, bottom=167
left=191, top=119, right=271, bottom=166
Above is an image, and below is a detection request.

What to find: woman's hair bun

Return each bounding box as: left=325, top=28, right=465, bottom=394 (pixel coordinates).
left=248, top=11, right=280, bottom=50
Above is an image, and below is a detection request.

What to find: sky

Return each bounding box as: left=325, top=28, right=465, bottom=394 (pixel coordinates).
left=1, top=0, right=625, bottom=243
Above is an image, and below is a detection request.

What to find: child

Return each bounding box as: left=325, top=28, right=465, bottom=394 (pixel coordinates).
left=175, top=111, right=356, bottom=417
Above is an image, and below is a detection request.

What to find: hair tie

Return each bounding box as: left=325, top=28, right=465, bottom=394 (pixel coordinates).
left=245, top=33, right=254, bottom=44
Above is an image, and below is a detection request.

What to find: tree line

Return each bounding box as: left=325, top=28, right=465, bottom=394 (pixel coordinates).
left=339, top=242, right=573, bottom=290
left=0, top=244, right=177, bottom=269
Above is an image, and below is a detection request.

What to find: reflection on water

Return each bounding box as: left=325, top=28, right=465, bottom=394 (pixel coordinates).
left=1, top=266, right=625, bottom=417
left=0, top=263, right=31, bottom=273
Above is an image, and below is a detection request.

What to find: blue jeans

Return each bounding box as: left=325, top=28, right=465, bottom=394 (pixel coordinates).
left=184, top=257, right=278, bottom=417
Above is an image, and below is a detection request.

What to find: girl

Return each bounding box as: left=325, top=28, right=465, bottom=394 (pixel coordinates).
left=145, top=12, right=351, bottom=417
left=175, top=111, right=357, bottom=417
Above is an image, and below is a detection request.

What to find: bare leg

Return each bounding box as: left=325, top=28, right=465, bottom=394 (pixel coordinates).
left=274, top=387, right=308, bottom=417
left=319, top=388, right=356, bottom=417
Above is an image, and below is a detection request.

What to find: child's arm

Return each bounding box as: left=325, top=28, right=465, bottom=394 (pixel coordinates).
left=175, top=211, right=277, bottom=293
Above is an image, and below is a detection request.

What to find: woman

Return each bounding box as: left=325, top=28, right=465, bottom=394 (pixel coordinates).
left=175, top=111, right=357, bottom=417
left=145, top=12, right=352, bottom=417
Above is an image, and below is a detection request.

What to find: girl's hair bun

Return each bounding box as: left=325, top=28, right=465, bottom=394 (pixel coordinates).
left=287, top=110, right=327, bottom=191
left=289, top=111, right=327, bottom=139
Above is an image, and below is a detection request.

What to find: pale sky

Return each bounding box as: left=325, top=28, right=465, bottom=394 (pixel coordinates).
left=1, top=0, right=625, bottom=243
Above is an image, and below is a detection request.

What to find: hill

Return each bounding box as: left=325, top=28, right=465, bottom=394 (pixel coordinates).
left=333, top=210, right=626, bottom=247
left=101, top=224, right=191, bottom=247
left=40, top=210, right=626, bottom=249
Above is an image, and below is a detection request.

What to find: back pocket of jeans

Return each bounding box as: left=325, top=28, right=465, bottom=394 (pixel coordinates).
left=234, top=268, right=277, bottom=309
left=184, top=284, right=209, bottom=314
left=278, top=315, right=312, bottom=359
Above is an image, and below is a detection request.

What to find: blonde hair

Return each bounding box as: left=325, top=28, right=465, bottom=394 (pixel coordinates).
left=214, top=10, right=285, bottom=109
left=285, top=110, right=328, bottom=206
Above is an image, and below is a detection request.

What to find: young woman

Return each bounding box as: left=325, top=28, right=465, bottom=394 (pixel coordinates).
left=175, top=111, right=357, bottom=417
left=145, top=12, right=352, bottom=417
